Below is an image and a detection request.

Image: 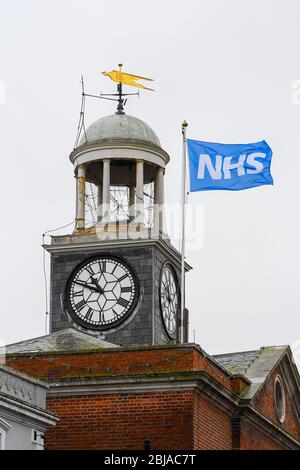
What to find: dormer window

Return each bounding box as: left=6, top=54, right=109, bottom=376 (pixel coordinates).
left=274, top=375, right=286, bottom=424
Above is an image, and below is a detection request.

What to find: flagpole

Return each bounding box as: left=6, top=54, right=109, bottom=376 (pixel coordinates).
left=180, top=120, right=188, bottom=343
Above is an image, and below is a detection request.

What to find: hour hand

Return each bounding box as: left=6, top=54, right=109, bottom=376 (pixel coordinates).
left=90, top=277, right=100, bottom=288
left=90, top=277, right=106, bottom=293
left=74, top=280, right=102, bottom=293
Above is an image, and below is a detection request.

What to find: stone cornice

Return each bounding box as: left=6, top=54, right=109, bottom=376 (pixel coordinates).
left=69, top=139, right=170, bottom=167
left=0, top=393, right=59, bottom=428
left=47, top=370, right=241, bottom=414
left=43, top=237, right=192, bottom=271
left=243, top=407, right=300, bottom=449
left=280, top=357, right=300, bottom=425
left=0, top=364, right=48, bottom=388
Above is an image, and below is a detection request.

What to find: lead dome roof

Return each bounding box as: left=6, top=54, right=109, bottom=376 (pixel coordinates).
left=78, top=113, right=161, bottom=148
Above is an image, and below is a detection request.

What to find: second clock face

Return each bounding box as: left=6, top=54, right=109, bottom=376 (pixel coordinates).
left=65, top=255, right=139, bottom=330
left=159, top=263, right=179, bottom=339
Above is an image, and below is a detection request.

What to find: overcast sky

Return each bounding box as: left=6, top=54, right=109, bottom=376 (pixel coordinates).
left=1, top=0, right=300, bottom=359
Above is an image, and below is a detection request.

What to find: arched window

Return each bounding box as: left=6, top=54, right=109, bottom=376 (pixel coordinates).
left=274, top=375, right=286, bottom=424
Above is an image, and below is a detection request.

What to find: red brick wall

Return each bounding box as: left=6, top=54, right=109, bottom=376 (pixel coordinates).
left=192, top=392, right=232, bottom=449
left=5, top=346, right=247, bottom=395
left=45, top=389, right=233, bottom=450
left=45, top=390, right=195, bottom=450
left=241, top=421, right=284, bottom=450
left=251, top=365, right=300, bottom=442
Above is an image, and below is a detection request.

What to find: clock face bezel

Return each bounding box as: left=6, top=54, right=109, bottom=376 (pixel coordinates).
left=159, top=262, right=180, bottom=340
left=64, top=254, right=140, bottom=331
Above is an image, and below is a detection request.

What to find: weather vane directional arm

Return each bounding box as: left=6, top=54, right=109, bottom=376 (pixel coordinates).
left=101, top=63, right=154, bottom=113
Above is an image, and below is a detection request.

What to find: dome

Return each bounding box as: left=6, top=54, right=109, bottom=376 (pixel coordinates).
left=78, top=113, right=161, bottom=148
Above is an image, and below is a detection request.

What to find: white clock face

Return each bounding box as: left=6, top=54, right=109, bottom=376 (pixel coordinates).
left=159, top=264, right=179, bottom=339
left=65, top=256, right=139, bottom=330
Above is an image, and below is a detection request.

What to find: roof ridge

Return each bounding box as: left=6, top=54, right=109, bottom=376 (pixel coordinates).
left=242, top=348, right=264, bottom=374
left=6, top=327, right=81, bottom=347
left=213, top=349, right=260, bottom=358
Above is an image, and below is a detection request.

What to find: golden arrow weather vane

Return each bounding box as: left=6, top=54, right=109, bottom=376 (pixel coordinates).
left=102, top=63, right=154, bottom=91
left=74, top=65, right=155, bottom=146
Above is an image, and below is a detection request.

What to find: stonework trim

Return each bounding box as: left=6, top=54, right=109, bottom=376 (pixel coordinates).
left=244, top=407, right=300, bottom=449
left=44, top=238, right=192, bottom=273
left=0, top=395, right=59, bottom=429
left=46, top=371, right=240, bottom=411
left=247, top=349, right=300, bottom=405
left=0, top=364, right=49, bottom=388
left=280, top=357, right=300, bottom=426
left=194, top=373, right=239, bottom=415
left=47, top=380, right=198, bottom=397
left=70, top=140, right=170, bottom=168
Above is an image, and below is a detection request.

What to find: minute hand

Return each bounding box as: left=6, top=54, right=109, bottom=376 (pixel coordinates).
left=74, top=280, right=102, bottom=294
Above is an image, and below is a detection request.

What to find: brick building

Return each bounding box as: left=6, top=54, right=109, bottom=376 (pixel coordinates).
left=5, top=329, right=300, bottom=450
left=4, top=86, right=300, bottom=449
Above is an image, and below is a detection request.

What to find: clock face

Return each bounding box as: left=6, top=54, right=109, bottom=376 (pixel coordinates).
left=65, top=255, right=139, bottom=331
left=159, top=263, right=179, bottom=339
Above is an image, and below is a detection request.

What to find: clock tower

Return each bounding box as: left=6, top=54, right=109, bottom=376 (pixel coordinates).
left=44, top=93, right=191, bottom=346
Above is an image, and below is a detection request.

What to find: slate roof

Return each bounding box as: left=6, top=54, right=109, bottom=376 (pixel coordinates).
left=241, top=346, right=288, bottom=399
left=6, top=328, right=119, bottom=354
left=213, top=350, right=260, bottom=375
left=214, top=346, right=289, bottom=399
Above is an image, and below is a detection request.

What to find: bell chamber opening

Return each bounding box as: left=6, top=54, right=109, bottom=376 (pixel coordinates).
left=74, top=158, right=166, bottom=236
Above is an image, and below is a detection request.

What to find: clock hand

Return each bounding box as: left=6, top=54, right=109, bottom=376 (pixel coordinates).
left=166, top=286, right=172, bottom=303
left=74, top=280, right=103, bottom=294
left=90, top=277, right=101, bottom=287
left=90, top=277, right=105, bottom=294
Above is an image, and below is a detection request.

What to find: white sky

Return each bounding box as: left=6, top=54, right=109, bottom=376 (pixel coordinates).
left=1, top=0, right=300, bottom=357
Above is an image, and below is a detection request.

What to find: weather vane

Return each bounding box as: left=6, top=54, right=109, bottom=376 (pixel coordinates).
left=83, top=63, right=154, bottom=114
left=102, top=63, right=154, bottom=114
left=74, top=64, right=154, bottom=147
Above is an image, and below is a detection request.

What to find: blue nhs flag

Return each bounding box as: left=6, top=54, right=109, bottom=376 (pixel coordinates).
left=187, top=139, right=273, bottom=191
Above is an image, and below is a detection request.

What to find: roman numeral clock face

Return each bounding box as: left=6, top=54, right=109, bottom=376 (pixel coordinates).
left=65, top=256, right=139, bottom=331
left=159, top=263, right=179, bottom=339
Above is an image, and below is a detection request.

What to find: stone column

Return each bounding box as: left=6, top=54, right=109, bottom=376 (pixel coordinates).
left=97, top=183, right=102, bottom=223
left=75, top=164, right=86, bottom=230
left=129, top=186, right=135, bottom=221
left=154, top=166, right=164, bottom=234
left=136, top=160, right=144, bottom=225
left=102, top=159, right=110, bottom=226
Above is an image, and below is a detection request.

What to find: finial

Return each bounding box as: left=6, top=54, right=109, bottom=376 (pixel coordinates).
left=117, top=64, right=123, bottom=81
left=116, top=64, right=125, bottom=114
left=181, top=121, right=188, bottom=136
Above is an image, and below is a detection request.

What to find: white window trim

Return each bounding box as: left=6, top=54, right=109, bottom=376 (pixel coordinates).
left=274, top=375, right=286, bottom=424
